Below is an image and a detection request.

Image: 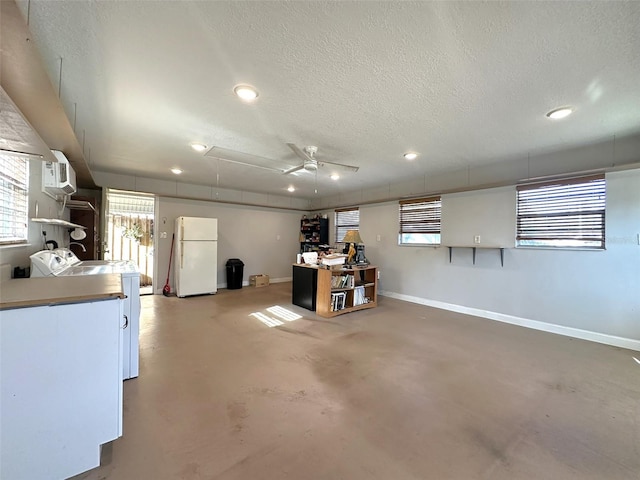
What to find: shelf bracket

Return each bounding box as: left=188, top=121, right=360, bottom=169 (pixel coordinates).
left=447, top=246, right=505, bottom=267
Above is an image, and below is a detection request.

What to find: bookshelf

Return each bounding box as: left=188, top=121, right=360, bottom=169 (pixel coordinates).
left=299, top=217, right=329, bottom=253
left=316, top=265, right=377, bottom=318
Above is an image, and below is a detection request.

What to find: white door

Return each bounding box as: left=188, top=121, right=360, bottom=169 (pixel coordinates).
left=177, top=240, right=218, bottom=296
left=180, top=217, right=217, bottom=241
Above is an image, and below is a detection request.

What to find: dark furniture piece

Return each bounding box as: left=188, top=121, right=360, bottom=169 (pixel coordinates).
left=299, top=217, right=328, bottom=253
left=292, top=264, right=318, bottom=311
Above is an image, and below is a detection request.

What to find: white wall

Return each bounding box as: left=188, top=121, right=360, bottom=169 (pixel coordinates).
left=362, top=168, right=640, bottom=346
left=441, top=187, right=516, bottom=247
left=310, top=133, right=640, bottom=211
left=93, top=170, right=310, bottom=211
left=0, top=158, right=70, bottom=276
left=155, top=196, right=303, bottom=293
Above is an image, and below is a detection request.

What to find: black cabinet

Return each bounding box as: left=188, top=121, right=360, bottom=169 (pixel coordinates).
left=292, top=265, right=318, bottom=311
left=299, top=217, right=328, bottom=253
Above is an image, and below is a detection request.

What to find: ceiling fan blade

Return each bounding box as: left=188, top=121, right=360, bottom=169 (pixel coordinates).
left=283, top=164, right=304, bottom=175
left=286, top=143, right=313, bottom=162
left=319, top=160, right=359, bottom=172
left=208, top=155, right=282, bottom=172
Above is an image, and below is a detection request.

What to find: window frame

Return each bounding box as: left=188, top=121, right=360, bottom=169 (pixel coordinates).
left=334, top=207, right=359, bottom=243
left=0, top=155, right=29, bottom=246
left=516, top=174, right=606, bottom=250
left=398, top=196, right=442, bottom=246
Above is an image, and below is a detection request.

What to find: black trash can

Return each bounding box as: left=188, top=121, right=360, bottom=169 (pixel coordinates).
left=226, top=258, right=244, bottom=290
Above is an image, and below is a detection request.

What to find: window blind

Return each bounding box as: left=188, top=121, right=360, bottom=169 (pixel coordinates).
left=107, top=191, right=154, bottom=216
left=516, top=175, right=605, bottom=248
left=335, top=207, right=359, bottom=242
left=399, top=196, right=441, bottom=235
left=0, top=156, right=29, bottom=244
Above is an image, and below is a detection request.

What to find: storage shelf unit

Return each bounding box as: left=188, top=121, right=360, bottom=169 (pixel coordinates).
left=66, top=199, right=96, bottom=212
left=31, top=218, right=86, bottom=229
left=299, top=217, right=328, bottom=253
left=316, top=265, right=378, bottom=318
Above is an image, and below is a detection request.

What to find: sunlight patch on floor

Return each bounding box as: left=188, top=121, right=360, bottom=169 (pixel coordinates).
left=250, top=305, right=302, bottom=327
left=267, top=306, right=302, bottom=321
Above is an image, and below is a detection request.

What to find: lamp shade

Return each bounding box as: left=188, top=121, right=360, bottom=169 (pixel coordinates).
left=70, top=228, right=86, bottom=241
left=342, top=230, right=363, bottom=244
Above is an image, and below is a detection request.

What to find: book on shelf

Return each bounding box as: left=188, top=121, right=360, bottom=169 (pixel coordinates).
left=330, top=291, right=347, bottom=311
left=331, top=274, right=354, bottom=289
left=353, top=286, right=366, bottom=306
left=321, top=254, right=347, bottom=266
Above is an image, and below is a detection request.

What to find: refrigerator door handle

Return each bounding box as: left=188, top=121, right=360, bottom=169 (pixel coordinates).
left=180, top=241, right=184, bottom=269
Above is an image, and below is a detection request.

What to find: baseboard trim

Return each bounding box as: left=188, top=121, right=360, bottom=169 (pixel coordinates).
left=154, top=277, right=293, bottom=294
left=217, top=276, right=292, bottom=289
left=268, top=276, right=292, bottom=284
left=379, top=290, right=640, bottom=352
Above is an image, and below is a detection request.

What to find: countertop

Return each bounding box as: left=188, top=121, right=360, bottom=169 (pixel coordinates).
left=0, top=274, right=125, bottom=310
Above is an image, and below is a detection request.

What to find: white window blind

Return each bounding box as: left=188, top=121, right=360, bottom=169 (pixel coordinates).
left=107, top=191, right=154, bottom=217
left=335, top=207, right=359, bottom=243
left=516, top=175, right=606, bottom=249
left=0, top=155, right=29, bottom=244
left=399, top=196, right=441, bottom=245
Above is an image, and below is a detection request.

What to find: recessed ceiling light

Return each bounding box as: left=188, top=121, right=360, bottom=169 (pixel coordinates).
left=171, top=168, right=183, bottom=175
left=330, top=174, right=340, bottom=180
left=404, top=152, right=418, bottom=161
left=234, top=84, right=259, bottom=102
left=287, top=186, right=295, bottom=192
left=546, top=107, right=573, bottom=119
left=190, top=143, right=207, bottom=152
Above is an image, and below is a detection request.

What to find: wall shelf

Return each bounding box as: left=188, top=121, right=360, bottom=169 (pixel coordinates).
left=446, top=246, right=506, bottom=266
left=66, top=200, right=96, bottom=212
left=31, top=218, right=86, bottom=229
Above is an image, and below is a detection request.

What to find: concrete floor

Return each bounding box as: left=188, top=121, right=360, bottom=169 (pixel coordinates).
left=75, top=282, right=640, bottom=480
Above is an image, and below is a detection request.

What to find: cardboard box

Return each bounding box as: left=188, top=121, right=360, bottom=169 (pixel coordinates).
left=250, top=274, right=270, bottom=287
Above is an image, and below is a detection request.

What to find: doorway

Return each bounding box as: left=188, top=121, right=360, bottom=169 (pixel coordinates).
left=104, top=189, right=155, bottom=294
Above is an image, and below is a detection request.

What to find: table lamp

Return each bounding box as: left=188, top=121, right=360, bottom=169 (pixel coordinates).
left=342, top=230, right=364, bottom=264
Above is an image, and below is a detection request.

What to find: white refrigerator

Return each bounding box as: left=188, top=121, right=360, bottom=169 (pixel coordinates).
left=175, top=216, right=218, bottom=297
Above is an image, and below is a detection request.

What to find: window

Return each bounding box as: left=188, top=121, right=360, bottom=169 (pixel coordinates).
left=399, top=196, right=441, bottom=245
left=335, top=207, right=359, bottom=242
left=0, top=155, right=29, bottom=245
left=516, top=175, right=605, bottom=249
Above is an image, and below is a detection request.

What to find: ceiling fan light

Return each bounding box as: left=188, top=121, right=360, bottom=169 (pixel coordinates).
left=404, top=152, right=418, bottom=161
left=303, top=161, right=318, bottom=171
left=287, top=186, right=295, bottom=192
left=171, top=168, right=183, bottom=175
left=234, top=84, right=259, bottom=101
left=546, top=107, right=573, bottom=119
left=191, top=143, right=207, bottom=152
left=330, top=174, right=340, bottom=180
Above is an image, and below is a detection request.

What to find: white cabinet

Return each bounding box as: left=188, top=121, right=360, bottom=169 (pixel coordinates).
left=121, top=272, right=141, bottom=379
left=0, top=298, right=124, bottom=480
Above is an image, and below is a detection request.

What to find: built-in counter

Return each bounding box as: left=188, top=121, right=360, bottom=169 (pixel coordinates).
left=1, top=274, right=126, bottom=479
left=0, top=273, right=124, bottom=309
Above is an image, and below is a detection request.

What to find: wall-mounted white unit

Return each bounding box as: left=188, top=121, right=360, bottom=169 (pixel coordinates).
left=42, top=150, right=76, bottom=195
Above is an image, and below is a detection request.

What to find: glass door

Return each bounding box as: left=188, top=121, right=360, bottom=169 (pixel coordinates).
left=103, top=189, right=155, bottom=294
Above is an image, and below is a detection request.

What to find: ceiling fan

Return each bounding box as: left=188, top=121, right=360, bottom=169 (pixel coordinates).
left=204, top=143, right=359, bottom=175
left=283, top=143, right=359, bottom=175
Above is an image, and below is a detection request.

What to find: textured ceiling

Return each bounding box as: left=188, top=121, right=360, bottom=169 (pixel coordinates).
left=13, top=0, right=640, bottom=198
